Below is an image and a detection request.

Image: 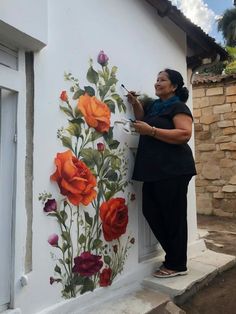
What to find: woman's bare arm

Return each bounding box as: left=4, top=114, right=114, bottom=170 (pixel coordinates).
left=133, top=114, right=193, bottom=144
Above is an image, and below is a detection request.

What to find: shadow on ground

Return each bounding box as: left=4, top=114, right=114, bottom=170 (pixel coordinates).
left=179, top=214, right=236, bottom=314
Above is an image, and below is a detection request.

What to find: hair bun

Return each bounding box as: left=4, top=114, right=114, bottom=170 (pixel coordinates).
left=176, top=86, right=189, bottom=102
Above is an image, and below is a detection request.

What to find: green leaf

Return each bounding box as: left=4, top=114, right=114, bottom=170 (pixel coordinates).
left=61, top=231, right=71, bottom=243
left=61, top=136, right=73, bottom=150
left=111, top=93, right=126, bottom=113
left=72, top=274, right=84, bottom=285
left=104, top=169, right=118, bottom=181
left=92, top=239, right=103, bottom=249
left=60, top=106, right=74, bottom=118
left=80, top=148, right=102, bottom=168
left=103, top=127, right=113, bottom=143
left=99, top=85, right=110, bottom=100
left=84, top=86, right=95, bottom=96
left=86, top=66, right=99, bottom=84
left=80, top=278, right=94, bottom=294
left=74, top=106, right=83, bottom=118
left=62, top=242, right=70, bottom=253
left=60, top=210, right=68, bottom=222
left=90, top=130, right=103, bottom=141
left=108, top=140, right=120, bottom=150
left=73, top=89, right=85, bottom=100
left=111, top=66, right=118, bottom=76
left=84, top=211, right=93, bottom=226
left=78, top=233, right=86, bottom=244
left=54, top=264, right=61, bottom=274
left=111, top=156, right=122, bottom=169
left=107, top=77, right=118, bottom=86
left=104, top=255, right=111, bottom=266
left=67, top=122, right=81, bottom=137
left=104, top=99, right=115, bottom=113
left=105, top=190, right=115, bottom=201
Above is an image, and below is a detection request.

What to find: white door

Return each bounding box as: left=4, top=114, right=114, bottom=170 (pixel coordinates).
left=136, top=182, right=160, bottom=262
left=0, top=88, right=17, bottom=311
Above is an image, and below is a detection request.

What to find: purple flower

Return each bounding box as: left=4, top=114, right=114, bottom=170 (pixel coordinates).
left=97, top=50, right=109, bottom=66
left=48, top=234, right=59, bottom=247
left=72, top=252, right=103, bottom=277
left=43, top=199, right=57, bottom=213
left=97, top=142, right=105, bottom=152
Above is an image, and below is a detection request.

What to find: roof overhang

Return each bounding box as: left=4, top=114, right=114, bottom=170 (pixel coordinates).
left=145, top=0, right=228, bottom=69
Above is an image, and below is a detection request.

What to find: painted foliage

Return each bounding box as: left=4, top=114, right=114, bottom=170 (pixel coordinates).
left=39, top=51, right=135, bottom=298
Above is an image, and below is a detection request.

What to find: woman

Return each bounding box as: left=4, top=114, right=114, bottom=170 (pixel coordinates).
left=127, top=69, right=196, bottom=278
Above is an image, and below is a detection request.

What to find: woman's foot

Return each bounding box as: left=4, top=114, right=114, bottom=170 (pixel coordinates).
left=153, top=267, right=188, bottom=278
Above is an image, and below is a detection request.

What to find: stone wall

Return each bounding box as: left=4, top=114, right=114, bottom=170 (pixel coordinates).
left=193, top=75, right=236, bottom=217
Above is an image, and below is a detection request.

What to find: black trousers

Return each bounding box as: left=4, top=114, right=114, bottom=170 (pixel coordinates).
left=142, top=175, right=192, bottom=271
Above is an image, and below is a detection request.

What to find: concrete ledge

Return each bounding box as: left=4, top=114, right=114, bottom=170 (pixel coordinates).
left=85, top=288, right=184, bottom=314
left=142, top=249, right=236, bottom=305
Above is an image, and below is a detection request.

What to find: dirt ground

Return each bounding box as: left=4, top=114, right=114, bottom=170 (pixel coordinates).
left=179, top=214, right=236, bottom=314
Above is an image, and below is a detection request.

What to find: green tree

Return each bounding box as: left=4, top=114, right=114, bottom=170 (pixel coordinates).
left=218, top=8, right=236, bottom=46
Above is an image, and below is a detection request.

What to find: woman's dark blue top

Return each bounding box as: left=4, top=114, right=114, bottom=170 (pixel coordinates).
left=132, top=99, right=197, bottom=182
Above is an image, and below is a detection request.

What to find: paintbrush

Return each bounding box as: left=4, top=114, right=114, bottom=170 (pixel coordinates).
left=121, top=84, right=140, bottom=97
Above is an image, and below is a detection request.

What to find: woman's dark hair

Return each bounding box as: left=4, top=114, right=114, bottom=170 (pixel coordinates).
left=161, top=68, right=189, bottom=102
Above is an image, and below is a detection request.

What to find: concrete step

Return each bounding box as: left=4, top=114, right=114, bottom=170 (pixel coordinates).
left=142, top=249, right=236, bottom=305
left=85, top=288, right=184, bottom=314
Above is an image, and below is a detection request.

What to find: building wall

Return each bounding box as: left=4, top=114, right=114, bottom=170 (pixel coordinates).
left=0, top=1, right=199, bottom=313
left=193, top=77, right=236, bottom=217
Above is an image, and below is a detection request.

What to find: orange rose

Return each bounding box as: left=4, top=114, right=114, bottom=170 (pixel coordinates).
left=99, top=198, right=128, bottom=241
left=78, top=93, right=111, bottom=133
left=50, top=150, right=97, bottom=206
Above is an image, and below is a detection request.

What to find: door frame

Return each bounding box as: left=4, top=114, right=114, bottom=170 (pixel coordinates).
left=0, top=49, right=26, bottom=311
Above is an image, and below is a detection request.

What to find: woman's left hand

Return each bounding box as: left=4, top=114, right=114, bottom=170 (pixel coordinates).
left=132, top=120, right=151, bottom=135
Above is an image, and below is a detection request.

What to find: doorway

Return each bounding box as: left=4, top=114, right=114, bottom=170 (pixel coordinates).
left=0, top=88, right=17, bottom=311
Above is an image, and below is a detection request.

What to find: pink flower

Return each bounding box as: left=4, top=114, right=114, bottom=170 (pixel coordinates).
left=97, top=142, right=105, bottom=152
left=43, top=199, right=57, bottom=213
left=48, top=234, right=59, bottom=247
left=97, top=50, right=109, bottom=66
left=72, top=252, right=103, bottom=277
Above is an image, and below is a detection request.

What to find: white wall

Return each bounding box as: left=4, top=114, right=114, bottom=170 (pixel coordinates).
left=0, top=0, right=47, bottom=50
left=6, top=0, right=198, bottom=313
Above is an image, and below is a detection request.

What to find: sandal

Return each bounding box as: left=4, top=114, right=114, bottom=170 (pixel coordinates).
left=153, top=267, right=188, bottom=278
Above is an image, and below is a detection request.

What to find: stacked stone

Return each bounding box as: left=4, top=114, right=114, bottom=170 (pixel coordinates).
left=193, top=78, right=236, bottom=217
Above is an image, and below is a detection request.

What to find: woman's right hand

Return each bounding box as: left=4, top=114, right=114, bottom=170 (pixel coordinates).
left=127, top=91, right=139, bottom=106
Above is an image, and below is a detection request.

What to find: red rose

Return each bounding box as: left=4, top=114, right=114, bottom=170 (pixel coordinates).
left=60, top=91, right=68, bottom=102
left=72, top=252, right=103, bottom=277
left=99, top=268, right=112, bottom=287
left=99, top=198, right=128, bottom=241
left=50, top=150, right=97, bottom=206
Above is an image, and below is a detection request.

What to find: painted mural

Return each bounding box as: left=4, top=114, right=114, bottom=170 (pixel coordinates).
left=39, top=51, right=135, bottom=298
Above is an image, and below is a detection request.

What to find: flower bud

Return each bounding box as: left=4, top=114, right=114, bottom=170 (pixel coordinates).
left=97, top=142, right=105, bottom=152
left=60, top=91, right=68, bottom=102
left=97, top=50, right=109, bottom=66
left=130, top=237, right=135, bottom=244
left=48, top=234, right=59, bottom=247
left=130, top=193, right=136, bottom=201
left=43, top=199, right=57, bottom=213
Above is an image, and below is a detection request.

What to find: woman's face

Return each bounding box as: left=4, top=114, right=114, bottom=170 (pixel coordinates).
left=154, top=71, right=177, bottom=100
